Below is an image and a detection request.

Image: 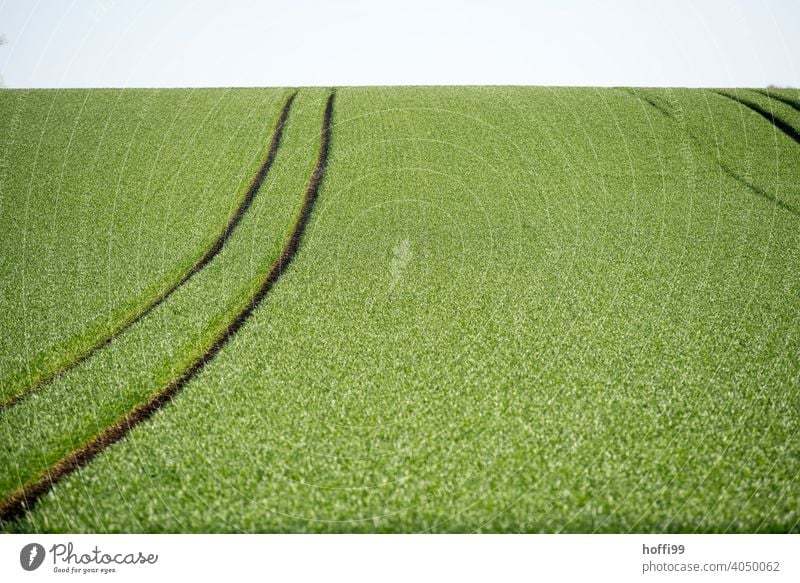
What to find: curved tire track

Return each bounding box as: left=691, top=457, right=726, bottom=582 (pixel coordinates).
left=715, top=90, right=800, bottom=145
left=0, top=92, right=297, bottom=414
left=0, top=90, right=335, bottom=525
left=753, top=89, right=800, bottom=115
left=627, top=89, right=800, bottom=218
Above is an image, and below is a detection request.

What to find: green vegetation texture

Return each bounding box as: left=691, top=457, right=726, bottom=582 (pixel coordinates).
left=0, top=88, right=289, bottom=400
left=1, top=86, right=798, bottom=533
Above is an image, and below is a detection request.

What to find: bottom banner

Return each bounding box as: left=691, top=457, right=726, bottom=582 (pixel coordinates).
left=1, top=534, right=796, bottom=582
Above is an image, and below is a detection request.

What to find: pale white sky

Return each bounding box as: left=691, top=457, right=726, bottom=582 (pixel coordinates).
left=0, top=0, right=798, bottom=88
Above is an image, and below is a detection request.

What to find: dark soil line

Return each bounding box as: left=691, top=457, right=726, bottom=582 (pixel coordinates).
left=752, top=89, right=800, bottom=115
left=628, top=89, right=800, bottom=218
left=715, top=90, right=800, bottom=145
left=0, top=92, right=297, bottom=415
left=0, top=90, right=335, bottom=526
left=634, top=92, right=674, bottom=118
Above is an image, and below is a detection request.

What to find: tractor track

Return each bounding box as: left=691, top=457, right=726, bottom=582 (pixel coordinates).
left=715, top=90, right=800, bottom=145
left=0, top=90, right=335, bottom=525
left=0, top=92, right=297, bottom=415
left=752, top=89, right=800, bottom=115
left=628, top=89, right=800, bottom=218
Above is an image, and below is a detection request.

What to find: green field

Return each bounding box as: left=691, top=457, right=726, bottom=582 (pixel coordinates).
left=1, top=86, right=798, bottom=533
left=0, top=88, right=291, bottom=402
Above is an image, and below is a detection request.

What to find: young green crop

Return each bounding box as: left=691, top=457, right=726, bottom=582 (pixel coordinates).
left=761, top=88, right=800, bottom=112
left=748, top=89, right=800, bottom=121
left=0, top=88, right=330, bottom=502
left=733, top=88, right=800, bottom=133
left=0, top=88, right=289, bottom=402
left=6, top=87, right=797, bottom=533
left=636, top=88, right=800, bottom=211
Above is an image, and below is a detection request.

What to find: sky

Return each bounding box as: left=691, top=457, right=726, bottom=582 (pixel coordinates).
left=0, top=0, right=798, bottom=88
